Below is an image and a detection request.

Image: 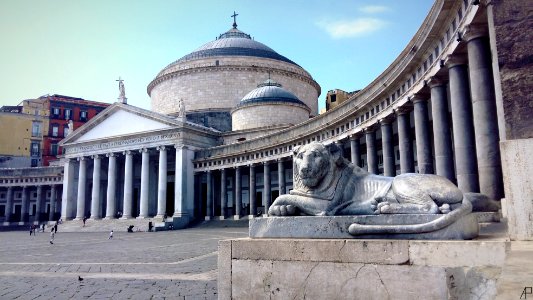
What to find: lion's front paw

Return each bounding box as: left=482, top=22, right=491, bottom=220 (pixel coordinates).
left=377, top=201, right=392, bottom=214
left=268, top=205, right=297, bottom=216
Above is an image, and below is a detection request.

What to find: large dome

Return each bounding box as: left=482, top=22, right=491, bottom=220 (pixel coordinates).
left=148, top=22, right=321, bottom=132
left=160, top=28, right=299, bottom=73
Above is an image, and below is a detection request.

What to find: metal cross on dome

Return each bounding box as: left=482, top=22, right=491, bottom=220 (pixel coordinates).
left=231, top=11, right=238, bottom=28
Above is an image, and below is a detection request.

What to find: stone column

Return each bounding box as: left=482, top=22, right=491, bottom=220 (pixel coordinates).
left=173, top=145, right=192, bottom=226
left=465, top=26, right=504, bottom=200
left=278, top=160, right=286, bottom=195
left=446, top=55, right=479, bottom=192
left=428, top=77, right=455, bottom=181
left=412, top=94, right=434, bottom=174
left=234, top=167, right=242, bottom=219
left=263, top=162, right=271, bottom=216
left=156, top=146, right=167, bottom=218
left=61, top=159, right=75, bottom=220
left=105, top=153, right=117, bottom=219
left=220, top=168, right=227, bottom=219
left=396, top=108, right=415, bottom=173
left=249, top=164, right=256, bottom=217
left=365, top=127, right=378, bottom=174
left=350, top=135, right=361, bottom=167
left=121, top=151, right=133, bottom=219
left=138, top=148, right=149, bottom=219
left=49, top=185, right=56, bottom=221
left=21, top=186, right=29, bottom=223
left=4, top=186, right=13, bottom=223
left=35, top=185, right=43, bottom=223
left=205, top=170, right=213, bottom=220
left=76, top=157, right=87, bottom=220
left=90, top=155, right=102, bottom=219
left=380, top=118, right=396, bottom=177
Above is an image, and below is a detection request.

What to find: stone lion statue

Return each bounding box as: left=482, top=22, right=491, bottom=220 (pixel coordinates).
left=268, top=142, right=476, bottom=235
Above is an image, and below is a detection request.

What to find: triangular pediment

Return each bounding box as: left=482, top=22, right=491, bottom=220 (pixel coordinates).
left=61, top=103, right=180, bottom=144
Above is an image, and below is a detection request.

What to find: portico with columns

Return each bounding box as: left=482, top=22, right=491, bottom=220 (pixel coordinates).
left=59, top=103, right=219, bottom=228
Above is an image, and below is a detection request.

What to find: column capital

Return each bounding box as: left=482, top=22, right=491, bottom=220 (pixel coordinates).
left=106, top=152, right=117, bottom=158
left=205, top=169, right=212, bottom=173
left=77, top=156, right=86, bottom=162
left=349, top=134, right=360, bottom=141
left=379, top=115, right=395, bottom=125
left=363, top=124, right=377, bottom=133
left=444, top=54, right=468, bottom=68
left=92, top=154, right=100, bottom=159
left=463, top=24, right=488, bottom=42
left=394, top=104, right=412, bottom=115
left=427, top=76, right=446, bottom=88
left=157, top=145, right=166, bottom=151
left=139, top=148, right=149, bottom=154
left=410, top=92, right=429, bottom=104
left=248, top=163, right=257, bottom=168
left=233, top=165, right=241, bottom=170
left=262, top=161, right=270, bottom=166
left=220, top=168, right=227, bottom=173
left=276, top=158, right=286, bottom=163
left=175, top=144, right=188, bottom=150
left=123, top=150, right=133, bottom=156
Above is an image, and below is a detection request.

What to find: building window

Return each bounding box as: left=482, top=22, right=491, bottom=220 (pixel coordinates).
left=63, top=125, right=70, bottom=137
left=52, top=125, right=59, bottom=137
left=31, top=122, right=41, bottom=137
left=50, top=144, right=58, bottom=156
left=51, top=107, right=61, bottom=118
left=330, top=94, right=337, bottom=103
left=80, top=110, right=88, bottom=121
left=31, top=159, right=38, bottom=167
left=31, top=142, right=40, bottom=157
left=64, top=109, right=72, bottom=120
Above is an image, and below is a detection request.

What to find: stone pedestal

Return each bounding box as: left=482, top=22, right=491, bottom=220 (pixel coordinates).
left=249, top=215, right=479, bottom=240
left=219, top=238, right=509, bottom=299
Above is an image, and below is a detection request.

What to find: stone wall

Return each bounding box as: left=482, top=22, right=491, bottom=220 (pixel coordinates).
left=149, top=56, right=320, bottom=116
left=489, top=0, right=533, bottom=140
left=232, top=103, right=310, bottom=131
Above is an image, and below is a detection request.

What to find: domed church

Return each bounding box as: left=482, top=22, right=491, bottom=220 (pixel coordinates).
left=147, top=19, right=321, bottom=132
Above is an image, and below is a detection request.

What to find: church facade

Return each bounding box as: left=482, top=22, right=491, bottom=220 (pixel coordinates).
left=1, top=0, right=531, bottom=240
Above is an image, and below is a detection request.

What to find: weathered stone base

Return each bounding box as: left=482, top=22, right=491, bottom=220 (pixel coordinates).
left=250, top=214, right=479, bottom=240
left=218, top=238, right=509, bottom=299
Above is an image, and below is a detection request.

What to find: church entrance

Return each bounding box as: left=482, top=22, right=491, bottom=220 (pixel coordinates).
left=13, top=205, right=21, bottom=222
left=166, top=182, right=174, bottom=217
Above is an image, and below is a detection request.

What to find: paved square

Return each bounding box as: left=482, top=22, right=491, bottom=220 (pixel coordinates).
left=0, top=227, right=248, bottom=299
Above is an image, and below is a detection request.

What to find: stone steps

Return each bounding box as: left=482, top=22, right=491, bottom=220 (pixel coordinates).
left=55, top=218, right=167, bottom=233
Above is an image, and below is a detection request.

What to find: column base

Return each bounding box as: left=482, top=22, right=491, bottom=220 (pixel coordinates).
left=233, top=215, right=241, bottom=220
left=136, top=216, right=149, bottom=220
left=262, top=214, right=269, bottom=218
left=3, top=222, right=11, bottom=226
left=103, top=217, right=116, bottom=220
left=205, top=216, right=212, bottom=221
left=218, top=216, right=226, bottom=220
left=248, top=215, right=257, bottom=219
left=89, top=217, right=102, bottom=221
left=18, top=222, right=25, bottom=225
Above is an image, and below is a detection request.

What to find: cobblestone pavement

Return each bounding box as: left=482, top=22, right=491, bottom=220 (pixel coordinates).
left=0, top=227, right=248, bottom=299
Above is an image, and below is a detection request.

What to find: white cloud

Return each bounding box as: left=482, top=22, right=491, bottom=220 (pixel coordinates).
left=316, top=18, right=387, bottom=39
left=359, top=5, right=390, bottom=14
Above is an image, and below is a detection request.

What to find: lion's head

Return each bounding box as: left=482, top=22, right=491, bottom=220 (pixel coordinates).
left=293, top=142, right=346, bottom=189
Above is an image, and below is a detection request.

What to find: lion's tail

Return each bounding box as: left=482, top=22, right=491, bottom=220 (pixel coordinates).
left=348, top=196, right=473, bottom=235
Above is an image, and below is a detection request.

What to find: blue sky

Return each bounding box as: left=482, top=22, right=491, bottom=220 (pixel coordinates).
left=0, top=1, right=433, bottom=111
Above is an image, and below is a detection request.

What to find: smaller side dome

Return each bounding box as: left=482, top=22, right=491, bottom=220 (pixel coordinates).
left=231, top=79, right=311, bottom=131
left=237, top=79, right=309, bottom=108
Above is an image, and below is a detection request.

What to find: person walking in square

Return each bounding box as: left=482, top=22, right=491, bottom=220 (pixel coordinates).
left=49, top=228, right=55, bottom=244
left=109, top=230, right=113, bottom=239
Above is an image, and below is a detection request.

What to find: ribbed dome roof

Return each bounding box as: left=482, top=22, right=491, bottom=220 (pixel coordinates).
left=165, top=27, right=299, bottom=68
left=237, top=79, right=309, bottom=108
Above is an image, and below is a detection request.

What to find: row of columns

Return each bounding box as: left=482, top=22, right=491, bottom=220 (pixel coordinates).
left=3, top=185, right=61, bottom=223
left=63, top=145, right=190, bottom=221
left=344, top=29, right=503, bottom=200
left=204, top=159, right=286, bottom=219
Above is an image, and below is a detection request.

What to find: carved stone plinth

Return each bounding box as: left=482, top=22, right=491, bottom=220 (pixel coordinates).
left=249, top=215, right=479, bottom=240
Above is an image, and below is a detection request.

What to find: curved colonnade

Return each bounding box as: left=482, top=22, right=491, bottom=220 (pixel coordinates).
left=192, top=0, right=505, bottom=219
